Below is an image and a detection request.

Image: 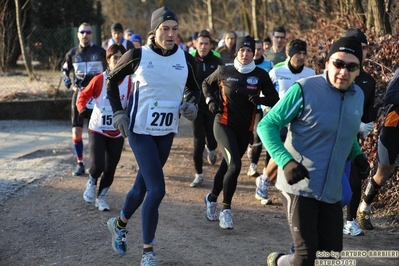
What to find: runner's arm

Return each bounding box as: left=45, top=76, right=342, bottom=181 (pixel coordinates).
left=257, top=82, right=303, bottom=168
left=107, top=48, right=141, bottom=112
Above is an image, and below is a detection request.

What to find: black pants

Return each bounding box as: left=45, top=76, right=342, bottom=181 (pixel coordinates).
left=88, top=131, right=124, bottom=196
left=211, top=123, right=252, bottom=205
left=280, top=192, right=343, bottom=266
left=71, top=90, right=92, bottom=127
left=346, top=164, right=362, bottom=220
left=191, top=107, right=217, bottom=174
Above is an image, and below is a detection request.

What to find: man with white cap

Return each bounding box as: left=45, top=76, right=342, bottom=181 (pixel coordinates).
left=260, top=37, right=370, bottom=266
left=105, top=7, right=200, bottom=266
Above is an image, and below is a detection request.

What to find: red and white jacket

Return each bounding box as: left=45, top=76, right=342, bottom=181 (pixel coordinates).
left=77, top=71, right=132, bottom=138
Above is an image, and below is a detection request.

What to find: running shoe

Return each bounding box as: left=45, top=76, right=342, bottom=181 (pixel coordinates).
left=190, top=173, right=203, bottom=187
left=255, top=175, right=272, bottom=205
left=219, top=209, right=233, bottom=229
left=204, top=193, right=218, bottom=221
left=141, top=252, right=158, bottom=266
left=343, top=219, right=364, bottom=236
left=207, top=149, right=217, bottom=165
left=73, top=162, right=85, bottom=176
left=266, top=252, right=285, bottom=266
left=95, top=196, right=110, bottom=211
left=357, top=209, right=374, bottom=230
left=83, top=180, right=96, bottom=203
left=107, top=217, right=128, bottom=255
left=247, top=163, right=260, bottom=177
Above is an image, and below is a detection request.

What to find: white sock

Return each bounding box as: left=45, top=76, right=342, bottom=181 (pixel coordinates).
left=360, top=202, right=371, bottom=212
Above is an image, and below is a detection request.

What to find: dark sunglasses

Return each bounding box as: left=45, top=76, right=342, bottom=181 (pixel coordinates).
left=79, top=30, right=92, bottom=35
left=331, top=58, right=359, bottom=72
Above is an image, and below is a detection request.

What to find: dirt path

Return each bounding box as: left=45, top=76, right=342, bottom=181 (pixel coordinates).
left=0, top=118, right=398, bottom=266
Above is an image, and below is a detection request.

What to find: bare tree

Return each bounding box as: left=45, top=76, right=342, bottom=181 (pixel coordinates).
left=0, top=0, right=12, bottom=72
left=261, top=0, right=269, bottom=38
left=203, top=0, right=213, bottom=30
left=15, top=0, right=36, bottom=80
left=366, top=0, right=391, bottom=35
left=251, top=0, right=258, bottom=38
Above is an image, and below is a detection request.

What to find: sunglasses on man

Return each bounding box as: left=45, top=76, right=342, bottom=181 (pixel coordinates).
left=79, top=30, right=92, bottom=35
left=331, top=58, right=359, bottom=72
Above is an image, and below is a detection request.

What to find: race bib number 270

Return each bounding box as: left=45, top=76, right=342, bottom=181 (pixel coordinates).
left=145, top=100, right=180, bottom=133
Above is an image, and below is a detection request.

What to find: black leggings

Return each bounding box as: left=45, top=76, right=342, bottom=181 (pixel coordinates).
left=280, top=192, right=343, bottom=266
left=346, top=164, right=362, bottom=220
left=191, top=108, right=217, bottom=174
left=211, top=123, right=252, bottom=205
left=88, top=131, right=124, bottom=196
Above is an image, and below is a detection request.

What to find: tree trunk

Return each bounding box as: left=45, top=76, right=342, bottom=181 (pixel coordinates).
left=14, top=0, right=34, bottom=80
left=262, top=0, right=268, bottom=38
left=205, top=0, right=213, bottom=30
left=367, top=0, right=387, bottom=35
left=241, top=1, right=250, bottom=36
left=251, top=0, right=258, bottom=38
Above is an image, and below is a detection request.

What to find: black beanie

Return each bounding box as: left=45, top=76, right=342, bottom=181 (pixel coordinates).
left=111, top=23, right=123, bottom=33
left=288, top=39, right=307, bottom=57
left=327, top=37, right=363, bottom=63
left=151, top=7, right=178, bottom=33
left=344, top=28, right=367, bottom=45
left=236, top=35, right=255, bottom=54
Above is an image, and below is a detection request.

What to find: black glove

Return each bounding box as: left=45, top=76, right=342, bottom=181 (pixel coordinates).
left=354, top=154, right=370, bottom=180
left=74, top=78, right=83, bottom=87
left=283, top=160, right=310, bottom=185
left=79, top=108, right=91, bottom=119
left=208, top=101, right=222, bottom=115
left=248, top=94, right=261, bottom=105
left=64, top=77, right=72, bottom=89
left=363, top=107, right=378, bottom=123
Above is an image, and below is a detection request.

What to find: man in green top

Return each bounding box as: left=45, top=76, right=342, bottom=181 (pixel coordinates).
left=263, top=26, right=287, bottom=65
left=261, top=37, right=370, bottom=266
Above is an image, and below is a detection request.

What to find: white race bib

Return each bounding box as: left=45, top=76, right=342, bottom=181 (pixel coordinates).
left=145, top=100, right=180, bottom=133
left=98, top=106, right=114, bottom=130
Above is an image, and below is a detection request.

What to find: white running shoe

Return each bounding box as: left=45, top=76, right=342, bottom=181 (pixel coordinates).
left=95, top=196, right=110, bottom=211
left=219, top=209, right=233, bottom=229
left=190, top=173, right=204, bottom=187
left=207, top=149, right=217, bottom=165
left=247, top=163, right=259, bottom=177
left=255, top=175, right=272, bottom=205
left=83, top=180, right=96, bottom=203
left=343, top=219, right=364, bottom=236
left=204, top=193, right=218, bottom=221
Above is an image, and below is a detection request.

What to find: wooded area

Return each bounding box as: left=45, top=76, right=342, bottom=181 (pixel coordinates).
left=1, top=0, right=398, bottom=73
left=99, top=0, right=398, bottom=41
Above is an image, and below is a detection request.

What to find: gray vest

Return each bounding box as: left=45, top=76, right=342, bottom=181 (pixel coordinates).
left=276, top=73, right=364, bottom=203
